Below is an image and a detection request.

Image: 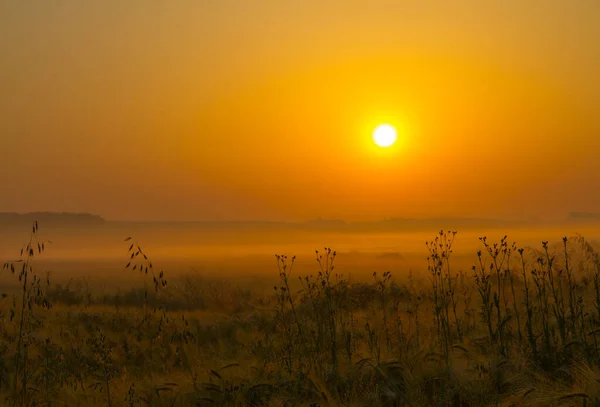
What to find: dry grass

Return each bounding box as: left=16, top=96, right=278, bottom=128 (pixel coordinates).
left=2, top=223, right=600, bottom=406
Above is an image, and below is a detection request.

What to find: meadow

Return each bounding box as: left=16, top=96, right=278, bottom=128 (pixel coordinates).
left=2, top=222, right=600, bottom=406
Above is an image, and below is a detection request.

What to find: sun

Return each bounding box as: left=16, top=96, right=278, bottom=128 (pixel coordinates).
left=372, top=124, right=397, bottom=148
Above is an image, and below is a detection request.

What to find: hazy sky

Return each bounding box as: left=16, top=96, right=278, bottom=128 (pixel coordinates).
left=1, top=1, right=599, bottom=221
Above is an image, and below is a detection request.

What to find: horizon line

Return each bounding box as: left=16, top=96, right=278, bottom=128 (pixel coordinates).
left=3, top=211, right=600, bottom=224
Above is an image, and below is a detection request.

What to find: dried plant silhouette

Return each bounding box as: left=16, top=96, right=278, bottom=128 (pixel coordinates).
left=2, top=223, right=600, bottom=406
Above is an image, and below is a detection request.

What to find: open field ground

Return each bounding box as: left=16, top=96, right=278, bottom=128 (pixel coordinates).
left=1, top=224, right=600, bottom=406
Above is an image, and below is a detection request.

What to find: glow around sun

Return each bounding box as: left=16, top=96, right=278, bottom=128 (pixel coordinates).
left=372, top=124, right=397, bottom=147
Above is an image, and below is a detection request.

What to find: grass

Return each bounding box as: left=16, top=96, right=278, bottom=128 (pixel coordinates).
left=2, top=223, right=600, bottom=406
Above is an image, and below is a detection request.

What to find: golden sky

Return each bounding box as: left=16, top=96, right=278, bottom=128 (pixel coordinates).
left=1, top=1, right=599, bottom=221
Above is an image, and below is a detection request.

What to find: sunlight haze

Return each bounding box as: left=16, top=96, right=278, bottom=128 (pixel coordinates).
left=1, top=1, right=599, bottom=221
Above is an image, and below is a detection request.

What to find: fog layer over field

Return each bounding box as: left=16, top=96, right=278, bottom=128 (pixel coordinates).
left=2, top=219, right=599, bottom=291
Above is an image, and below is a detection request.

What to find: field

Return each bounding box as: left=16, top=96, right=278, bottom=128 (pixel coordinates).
left=2, top=223, right=600, bottom=406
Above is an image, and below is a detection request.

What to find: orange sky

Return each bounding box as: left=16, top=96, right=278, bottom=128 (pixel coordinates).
left=1, top=1, right=599, bottom=221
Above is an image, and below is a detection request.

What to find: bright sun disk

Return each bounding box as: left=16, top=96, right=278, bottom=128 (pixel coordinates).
left=372, top=124, right=397, bottom=147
